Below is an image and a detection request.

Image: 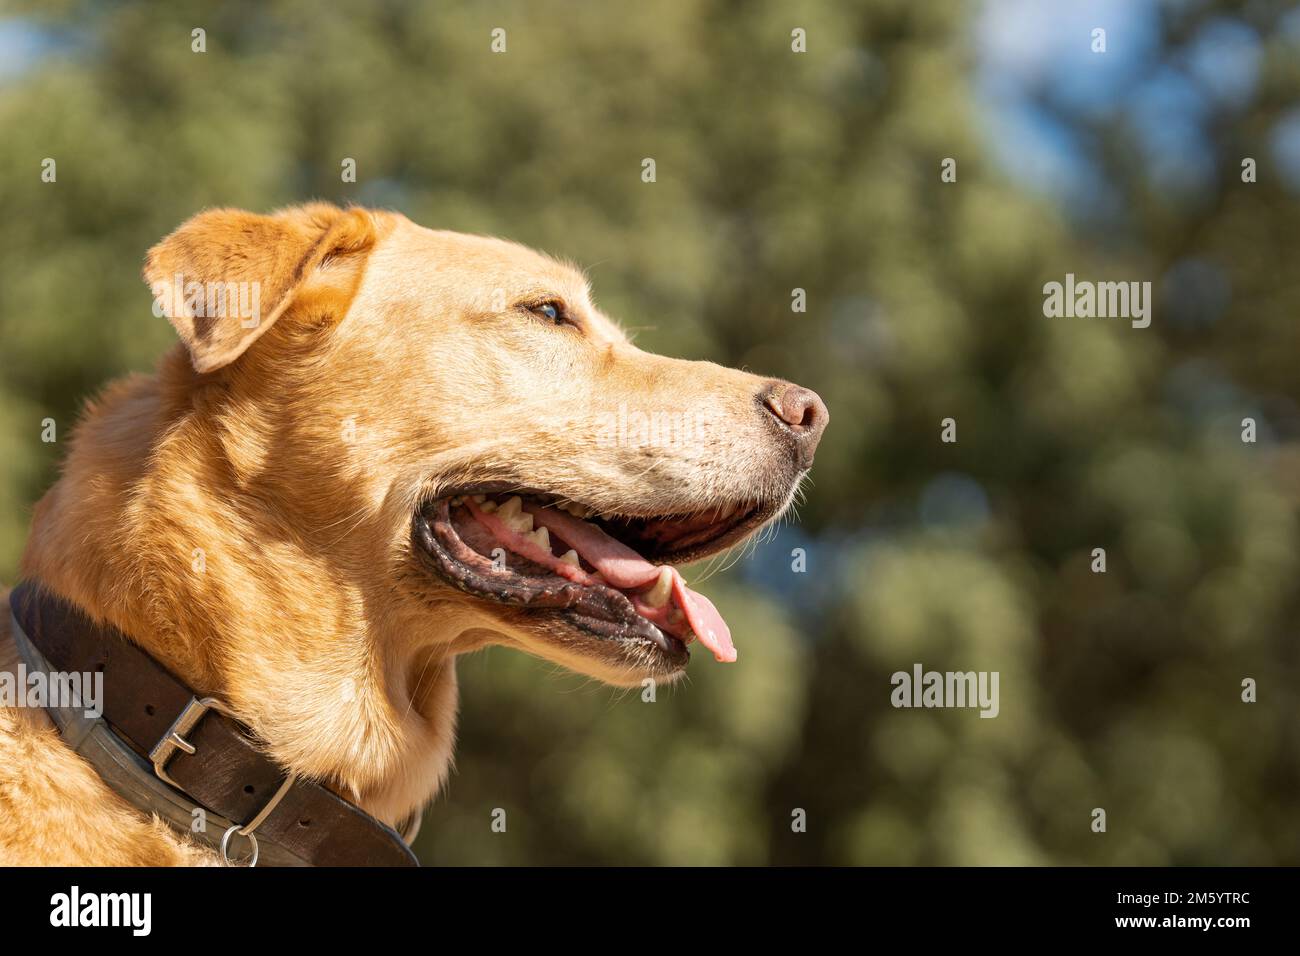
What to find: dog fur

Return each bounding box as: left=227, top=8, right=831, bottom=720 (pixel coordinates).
left=0, top=203, right=824, bottom=865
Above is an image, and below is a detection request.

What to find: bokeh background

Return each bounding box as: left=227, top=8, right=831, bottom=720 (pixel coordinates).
left=3, top=0, right=1299, bottom=865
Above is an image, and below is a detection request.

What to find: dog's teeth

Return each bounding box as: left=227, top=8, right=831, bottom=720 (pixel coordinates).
left=499, top=499, right=534, bottom=533
left=528, top=527, right=550, bottom=550
left=560, top=549, right=580, bottom=567
left=561, top=502, right=592, bottom=519
left=480, top=500, right=498, bottom=513
left=450, top=496, right=464, bottom=506
left=498, top=496, right=534, bottom=531
left=644, top=566, right=673, bottom=608
left=503, top=514, right=534, bottom=533
left=472, top=494, right=486, bottom=503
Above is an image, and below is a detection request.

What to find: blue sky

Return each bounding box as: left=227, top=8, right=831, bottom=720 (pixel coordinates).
left=973, top=0, right=1300, bottom=211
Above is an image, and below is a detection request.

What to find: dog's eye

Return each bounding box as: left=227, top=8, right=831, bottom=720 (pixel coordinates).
left=524, top=300, right=574, bottom=328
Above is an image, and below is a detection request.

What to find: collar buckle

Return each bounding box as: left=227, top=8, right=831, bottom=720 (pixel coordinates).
left=150, top=694, right=298, bottom=867
left=149, top=695, right=233, bottom=790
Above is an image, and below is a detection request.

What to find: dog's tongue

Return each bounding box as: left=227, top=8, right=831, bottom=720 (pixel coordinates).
left=524, top=504, right=737, bottom=662
left=668, top=576, right=735, bottom=663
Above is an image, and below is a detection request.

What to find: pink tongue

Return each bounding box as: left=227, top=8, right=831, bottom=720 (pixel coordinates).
left=523, top=503, right=737, bottom=663
left=669, top=575, right=736, bottom=663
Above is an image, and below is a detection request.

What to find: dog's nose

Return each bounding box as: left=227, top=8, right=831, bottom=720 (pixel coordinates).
left=760, top=382, right=829, bottom=467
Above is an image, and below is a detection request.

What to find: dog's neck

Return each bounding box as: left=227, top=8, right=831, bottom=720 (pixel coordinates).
left=20, top=350, right=460, bottom=826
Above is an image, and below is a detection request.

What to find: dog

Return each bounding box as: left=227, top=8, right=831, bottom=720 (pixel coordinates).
left=0, top=203, right=827, bottom=865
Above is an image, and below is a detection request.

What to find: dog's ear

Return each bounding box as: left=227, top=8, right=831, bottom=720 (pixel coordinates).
left=143, top=203, right=377, bottom=373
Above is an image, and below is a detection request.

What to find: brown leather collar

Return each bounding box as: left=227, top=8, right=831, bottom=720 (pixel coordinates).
left=9, top=581, right=419, bottom=867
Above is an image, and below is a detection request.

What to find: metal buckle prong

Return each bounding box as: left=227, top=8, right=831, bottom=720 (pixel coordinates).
left=149, top=695, right=233, bottom=790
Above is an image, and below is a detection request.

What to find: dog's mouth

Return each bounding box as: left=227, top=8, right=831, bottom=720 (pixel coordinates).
left=412, top=486, right=773, bottom=668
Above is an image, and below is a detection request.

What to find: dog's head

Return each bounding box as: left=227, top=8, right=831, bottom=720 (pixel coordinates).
left=145, top=203, right=827, bottom=687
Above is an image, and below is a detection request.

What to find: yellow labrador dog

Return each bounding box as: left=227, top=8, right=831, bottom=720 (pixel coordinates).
left=0, top=203, right=827, bottom=865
